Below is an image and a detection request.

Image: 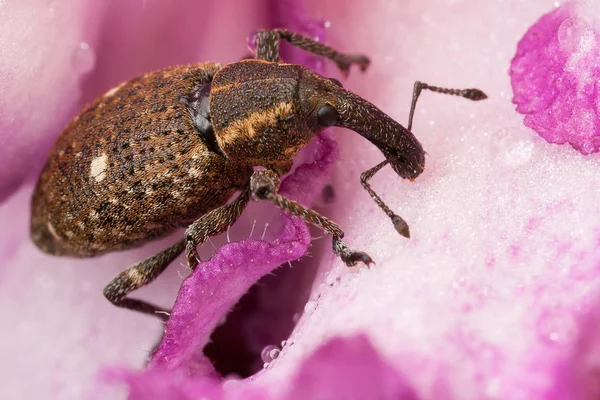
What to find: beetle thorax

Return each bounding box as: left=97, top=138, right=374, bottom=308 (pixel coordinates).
left=210, top=60, right=315, bottom=172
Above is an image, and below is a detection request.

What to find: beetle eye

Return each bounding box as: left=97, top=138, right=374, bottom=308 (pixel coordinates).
left=317, top=104, right=338, bottom=127
left=328, top=78, right=343, bottom=88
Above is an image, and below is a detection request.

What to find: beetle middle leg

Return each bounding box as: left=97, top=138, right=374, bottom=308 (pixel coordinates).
left=184, top=187, right=251, bottom=269
left=255, top=29, right=370, bottom=75
left=250, top=169, right=372, bottom=267
left=360, top=81, right=487, bottom=236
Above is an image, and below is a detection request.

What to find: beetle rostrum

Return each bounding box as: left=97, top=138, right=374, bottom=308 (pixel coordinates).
left=30, top=29, right=487, bottom=318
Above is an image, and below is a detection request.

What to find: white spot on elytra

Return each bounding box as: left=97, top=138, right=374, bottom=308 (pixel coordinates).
left=46, top=221, right=60, bottom=240
left=90, top=153, right=108, bottom=182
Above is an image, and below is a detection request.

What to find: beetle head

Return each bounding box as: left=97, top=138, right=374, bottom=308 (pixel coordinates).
left=298, top=69, right=425, bottom=180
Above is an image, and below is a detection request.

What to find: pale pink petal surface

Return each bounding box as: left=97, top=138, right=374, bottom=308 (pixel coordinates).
left=4, top=0, right=600, bottom=399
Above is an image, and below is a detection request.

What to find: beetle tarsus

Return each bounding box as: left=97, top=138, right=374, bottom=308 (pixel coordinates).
left=333, top=236, right=373, bottom=268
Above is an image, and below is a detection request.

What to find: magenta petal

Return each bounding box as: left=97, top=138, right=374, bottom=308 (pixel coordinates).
left=149, top=134, right=338, bottom=375
left=510, top=2, right=600, bottom=154
left=284, top=335, right=418, bottom=400
left=149, top=217, right=312, bottom=375
left=104, top=367, right=224, bottom=400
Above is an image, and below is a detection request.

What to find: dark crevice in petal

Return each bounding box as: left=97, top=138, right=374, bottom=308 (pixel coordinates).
left=203, top=250, right=321, bottom=378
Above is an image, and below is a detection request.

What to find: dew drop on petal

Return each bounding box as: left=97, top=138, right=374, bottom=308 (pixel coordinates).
left=261, top=345, right=280, bottom=363
left=582, top=141, right=594, bottom=154
left=269, top=348, right=280, bottom=360
left=558, top=17, right=594, bottom=54
left=72, top=42, right=96, bottom=74
left=304, top=300, right=317, bottom=313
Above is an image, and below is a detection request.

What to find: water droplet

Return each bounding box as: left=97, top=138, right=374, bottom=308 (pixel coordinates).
left=281, top=340, right=287, bottom=347
left=558, top=18, right=594, bottom=53
left=72, top=42, right=95, bottom=74
left=261, top=345, right=280, bottom=363
left=536, top=310, right=575, bottom=345
left=582, top=141, right=595, bottom=154
left=269, top=348, right=280, bottom=360
left=304, top=300, right=317, bottom=313
left=263, top=362, right=270, bottom=369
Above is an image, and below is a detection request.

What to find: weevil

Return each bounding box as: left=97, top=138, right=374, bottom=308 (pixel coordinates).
left=30, top=29, right=487, bottom=318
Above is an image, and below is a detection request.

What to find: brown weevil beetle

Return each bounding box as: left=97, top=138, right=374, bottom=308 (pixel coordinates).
left=30, top=29, right=487, bottom=319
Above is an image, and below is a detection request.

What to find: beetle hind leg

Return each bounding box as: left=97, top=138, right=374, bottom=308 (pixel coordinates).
left=255, top=29, right=369, bottom=76
left=103, top=239, right=185, bottom=321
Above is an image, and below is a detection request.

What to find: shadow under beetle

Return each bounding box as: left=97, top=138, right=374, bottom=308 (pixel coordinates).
left=30, top=29, right=487, bottom=319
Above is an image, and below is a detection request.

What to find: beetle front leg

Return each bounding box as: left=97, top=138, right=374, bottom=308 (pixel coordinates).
left=251, top=169, right=373, bottom=267
left=255, top=29, right=370, bottom=76
left=184, top=188, right=251, bottom=269
left=103, top=239, right=185, bottom=321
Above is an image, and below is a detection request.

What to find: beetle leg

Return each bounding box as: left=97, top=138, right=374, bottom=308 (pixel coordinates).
left=250, top=169, right=373, bottom=267
left=255, top=29, right=370, bottom=76
left=184, top=187, right=251, bottom=270
left=103, top=239, right=185, bottom=321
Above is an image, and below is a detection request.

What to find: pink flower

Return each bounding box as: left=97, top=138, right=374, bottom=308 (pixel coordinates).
left=3, top=0, right=600, bottom=399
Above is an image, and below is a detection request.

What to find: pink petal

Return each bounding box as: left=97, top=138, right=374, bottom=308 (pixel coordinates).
left=9, top=0, right=600, bottom=399
left=510, top=1, right=600, bottom=154
left=0, top=0, right=106, bottom=201
left=282, top=334, right=418, bottom=400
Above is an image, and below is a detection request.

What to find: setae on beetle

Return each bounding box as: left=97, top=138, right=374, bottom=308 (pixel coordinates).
left=30, top=29, right=487, bottom=318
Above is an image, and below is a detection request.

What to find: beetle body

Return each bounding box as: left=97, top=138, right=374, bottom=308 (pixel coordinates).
left=30, top=29, right=486, bottom=317
left=31, top=62, right=251, bottom=257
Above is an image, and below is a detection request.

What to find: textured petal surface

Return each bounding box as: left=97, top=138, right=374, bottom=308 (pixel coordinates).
left=510, top=1, right=600, bottom=154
